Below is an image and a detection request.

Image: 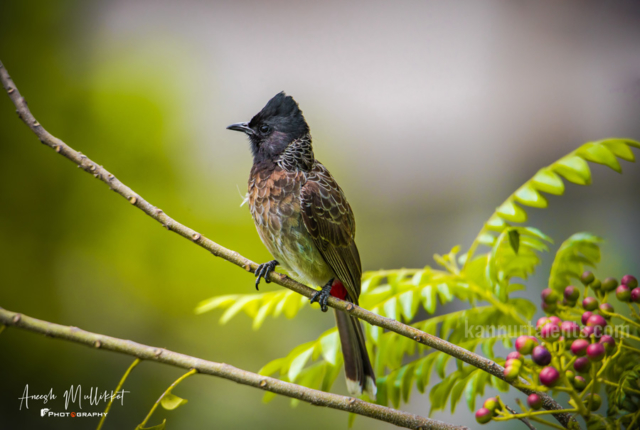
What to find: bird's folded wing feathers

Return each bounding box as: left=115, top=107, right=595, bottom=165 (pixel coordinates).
left=300, top=163, right=362, bottom=302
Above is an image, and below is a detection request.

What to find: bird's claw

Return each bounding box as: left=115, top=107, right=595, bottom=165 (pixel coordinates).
left=310, top=280, right=333, bottom=312
left=255, top=260, right=278, bottom=290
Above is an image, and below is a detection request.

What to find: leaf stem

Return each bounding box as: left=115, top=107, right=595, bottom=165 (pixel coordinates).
left=97, top=358, right=141, bottom=430
left=138, top=369, right=197, bottom=429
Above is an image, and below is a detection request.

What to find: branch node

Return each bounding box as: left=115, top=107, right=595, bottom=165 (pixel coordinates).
left=33, top=120, right=40, bottom=127
left=107, top=173, right=114, bottom=180
left=259, top=379, right=267, bottom=388
left=7, top=87, right=14, bottom=94
left=12, top=314, right=21, bottom=323
left=154, top=348, right=163, bottom=357
left=54, top=145, right=61, bottom=153
left=155, top=208, right=163, bottom=215
left=192, top=233, right=201, bottom=241
left=346, top=303, right=354, bottom=311
left=348, top=397, right=356, bottom=404
left=244, top=262, right=252, bottom=272
left=95, top=340, right=102, bottom=348
left=129, top=196, right=137, bottom=205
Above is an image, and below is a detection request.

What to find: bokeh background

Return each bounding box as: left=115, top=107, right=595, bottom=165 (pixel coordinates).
left=1, top=1, right=639, bottom=429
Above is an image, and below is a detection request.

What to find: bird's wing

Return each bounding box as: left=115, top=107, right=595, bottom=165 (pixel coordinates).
left=300, top=162, right=362, bottom=302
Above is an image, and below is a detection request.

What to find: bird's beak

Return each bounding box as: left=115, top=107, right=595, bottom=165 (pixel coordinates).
left=226, top=122, right=254, bottom=135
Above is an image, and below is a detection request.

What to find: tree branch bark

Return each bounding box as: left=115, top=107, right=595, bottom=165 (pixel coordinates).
left=0, top=59, right=575, bottom=428
left=0, top=307, right=464, bottom=430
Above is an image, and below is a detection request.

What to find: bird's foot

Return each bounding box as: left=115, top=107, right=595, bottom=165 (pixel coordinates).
left=255, top=260, right=279, bottom=290
left=310, top=279, right=334, bottom=312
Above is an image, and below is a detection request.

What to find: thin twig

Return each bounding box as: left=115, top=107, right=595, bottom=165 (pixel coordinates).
left=0, top=308, right=463, bottom=430
left=138, top=369, right=197, bottom=429
left=505, top=404, right=537, bottom=430
left=0, top=59, right=575, bottom=429
left=97, top=358, right=141, bottom=430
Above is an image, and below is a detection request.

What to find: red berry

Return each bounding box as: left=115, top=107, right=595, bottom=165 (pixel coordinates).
left=541, top=301, right=557, bottom=313
left=599, top=335, right=616, bottom=354
left=541, top=288, right=559, bottom=304
left=505, top=358, right=522, bottom=368
left=574, top=356, right=591, bottom=373
left=616, top=285, right=631, bottom=302
left=503, top=365, right=519, bottom=381
left=581, top=311, right=592, bottom=325
left=536, top=317, right=550, bottom=329
left=527, top=393, right=543, bottom=410
left=531, top=345, right=552, bottom=366
left=587, top=343, right=606, bottom=362
left=475, top=407, right=493, bottom=424
left=621, top=274, right=638, bottom=289
left=571, top=339, right=589, bottom=356
left=560, top=321, right=580, bottom=339
left=564, top=286, right=580, bottom=301
left=548, top=316, right=562, bottom=326
left=540, top=323, right=561, bottom=340
left=515, top=336, right=538, bottom=355
left=631, top=288, right=640, bottom=303
left=599, top=303, right=614, bottom=318
left=582, top=297, right=599, bottom=311
left=573, top=375, right=587, bottom=391
left=587, top=314, right=607, bottom=329
left=590, top=280, right=602, bottom=290
left=602, top=277, right=618, bottom=292
left=506, top=351, right=522, bottom=361
left=483, top=397, right=498, bottom=412
left=580, top=271, right=595, bottom=285
left=539, top=366, right=560, bottom=387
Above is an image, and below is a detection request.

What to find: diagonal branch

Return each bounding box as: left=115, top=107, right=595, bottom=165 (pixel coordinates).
left=0, top=59, right=576, bottom=429
left=0, top=308, right=464, bottom=430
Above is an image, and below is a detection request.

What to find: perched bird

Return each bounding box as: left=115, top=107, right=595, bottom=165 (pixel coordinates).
left=227, top=92, right=376, bottom=398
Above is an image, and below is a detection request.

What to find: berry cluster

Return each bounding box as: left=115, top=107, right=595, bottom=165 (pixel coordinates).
left=475, top=272, right=640, bottom=426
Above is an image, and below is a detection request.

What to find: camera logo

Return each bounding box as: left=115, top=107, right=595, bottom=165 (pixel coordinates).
left=41, top=408, right=50, bottom=417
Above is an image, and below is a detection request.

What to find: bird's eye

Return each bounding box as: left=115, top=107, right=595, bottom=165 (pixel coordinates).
left=259, top=124, right=270, bottom=134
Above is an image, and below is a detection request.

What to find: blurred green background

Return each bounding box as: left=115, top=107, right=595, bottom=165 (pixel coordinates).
left=1, top=1, right=639, bottom=429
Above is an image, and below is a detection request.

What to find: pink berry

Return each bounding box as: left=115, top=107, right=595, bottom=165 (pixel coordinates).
left=506, top=351, right=522, bottom=361
left=541, top=288, right=559, bottom=304
left=587, top=314, right=607, bottom=329
left=599, top=335, right=616, bottom=354
left=574, top=356, right=591, bottom=373
left=631, top=288, right=640, bottom=303
left=483, top=397, right=498, bottom=412
left=564, top=286, right=580, bottom=301
left=621, top=275, right=638, bottom=289
left=527, top=393, right=543, bottom=410
left=573, top=375, right=587, bottom=391
left=548, top=316, right=562, bottom=326
left=582, top=297, right=598, bottom=311
left=587, top=343, right=606, bottom=362
left=616, top=285, right=632, bottom=302
left=536, top=317, right=550, bottom=329
left=560, top=321, right=580, bottom=339
left=581, top=311, right=592, bottom=325
left=571, top=339, right=589, bottom=356
left=580, top=271, right=595, bottom=285
left=503, top=365, right=519, bottom=381
left=540, top=322, right=561, bottom=340
left=476, top=407, right=493, bottom=424
left=531, top=345, right=552, bottom=366
left=599, top=303, right=614, bottom=318
left=539, top=366, right=560, bottom=387
left=515, top=336, right=538, bottom=355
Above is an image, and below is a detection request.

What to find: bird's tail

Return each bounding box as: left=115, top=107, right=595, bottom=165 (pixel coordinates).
left=334, top=309, right=377, bottom=399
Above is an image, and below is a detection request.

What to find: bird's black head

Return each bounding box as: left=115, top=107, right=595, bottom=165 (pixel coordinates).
left=227, top=92, right=310, bottom=164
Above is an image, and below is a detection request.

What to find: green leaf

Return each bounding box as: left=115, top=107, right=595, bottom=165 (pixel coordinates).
left=508, top=229, right=520, bottom=254
left=549, top=232, right=602, bottom=292
left=288, top=347, right=314, bottom=382
left=259, top=358, right=285, bottom=377
left=136, top=419, right=166, bottom=430
left=514, top=183, right=548, bottom=208
left=219, top=295, right=259, bottom=325
left=576, top=142, right=621, bottom=172
left=553, top=155, right=591, bottom=185
left=383, top=296, right=397, bottom=320
left=319, top=331, right=339, bottom=365
left=194, top=295, right=236, bottom=314
left=160, top=393, right=188, bottom=410
left=496, top=201, right=527, bottom=223
left=252, top=297, right=277, bottom=330
left=531, top=168, right=565, bottom=195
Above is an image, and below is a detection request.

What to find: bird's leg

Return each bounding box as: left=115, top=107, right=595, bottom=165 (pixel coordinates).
left=254, top=260, right=279, bottom=290
left=310, top=278, right=334, bottom=312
